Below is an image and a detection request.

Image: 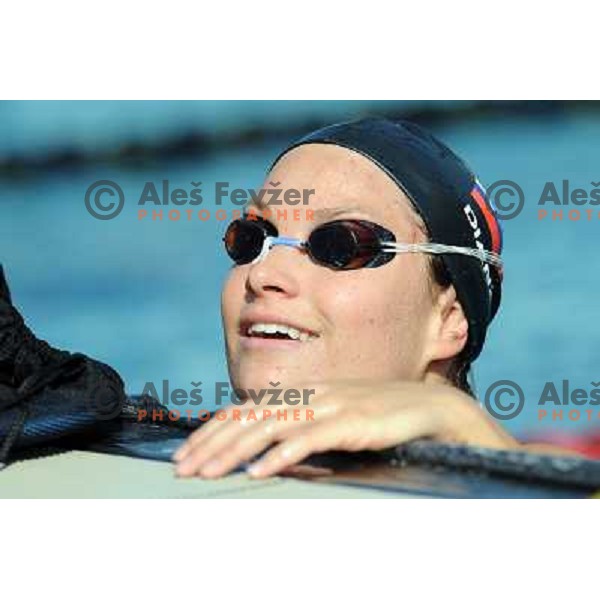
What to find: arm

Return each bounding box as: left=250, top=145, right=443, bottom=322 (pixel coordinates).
left=173, top=379, right=582, bottom=479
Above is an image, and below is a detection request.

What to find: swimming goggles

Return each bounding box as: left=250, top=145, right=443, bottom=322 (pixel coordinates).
left=223, top=216, right=503, bottom=271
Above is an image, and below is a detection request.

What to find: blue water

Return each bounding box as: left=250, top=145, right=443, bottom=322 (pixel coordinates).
left=0, top=100, right=431, bottom=158
left=1, top=106, right=599, bottom=437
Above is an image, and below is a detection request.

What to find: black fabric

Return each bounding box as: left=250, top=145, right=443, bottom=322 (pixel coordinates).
left=65, top=395, right=197, bottom=463
left=0, top=265, right=126, bottom=467
left=394, top=440, right=600, bottom=490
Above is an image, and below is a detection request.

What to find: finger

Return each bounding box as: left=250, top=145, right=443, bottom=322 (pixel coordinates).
left=197, top=410, right=333, bottom=478
left=175, top=414, right=260, bottom=476
left=179, top=420, right=279, bottom=479
left=177, top=401, right=323, bottom=464
left=174, top=385, right=328, bottom=462
left=247, top=424, right=338, bottom=479
left=176, top=407, right=321, bottom=478
left=173, top=405, right=246, bottom=461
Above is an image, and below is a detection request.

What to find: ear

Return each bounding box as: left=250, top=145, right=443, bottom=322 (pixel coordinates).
left=425, top=284, right=469, bottom=363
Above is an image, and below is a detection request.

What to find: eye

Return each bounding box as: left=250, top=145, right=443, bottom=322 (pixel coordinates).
left=307, top=220, right=395, bottom=270
left=241, top=214, right=278, bottom=237
left=308, top=221, right=359, bottom=268
left=223, top=216, right=279, bottom=265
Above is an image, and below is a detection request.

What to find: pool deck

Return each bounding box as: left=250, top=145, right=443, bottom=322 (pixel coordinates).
left=0, top=451, right=402, bottom=499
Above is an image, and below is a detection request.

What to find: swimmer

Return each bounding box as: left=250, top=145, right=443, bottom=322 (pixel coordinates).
left=174, top=118, right=577, bottom=479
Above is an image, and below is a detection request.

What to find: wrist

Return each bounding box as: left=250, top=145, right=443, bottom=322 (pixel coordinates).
left=430, top=386, right=521, bottom=450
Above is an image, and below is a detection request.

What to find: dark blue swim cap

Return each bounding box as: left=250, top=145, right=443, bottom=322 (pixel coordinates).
left=271, top=118, right=503, bottom=362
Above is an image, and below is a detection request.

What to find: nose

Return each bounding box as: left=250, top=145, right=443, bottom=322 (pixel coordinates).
left=245, top=244, right=303, bottom=298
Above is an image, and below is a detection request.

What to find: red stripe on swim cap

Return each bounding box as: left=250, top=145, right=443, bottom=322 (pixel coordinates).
left=470, top=187, right=502, bottom=255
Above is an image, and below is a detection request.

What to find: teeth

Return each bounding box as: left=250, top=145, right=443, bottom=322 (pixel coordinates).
left=247, top=322, right=314, bottom=341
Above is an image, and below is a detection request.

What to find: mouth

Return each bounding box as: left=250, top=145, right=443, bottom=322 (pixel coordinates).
left=239, top=319, right=319, bottom=344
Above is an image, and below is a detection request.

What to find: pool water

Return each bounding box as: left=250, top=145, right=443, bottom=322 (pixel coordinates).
left=2, top=109, right=600, bottom=437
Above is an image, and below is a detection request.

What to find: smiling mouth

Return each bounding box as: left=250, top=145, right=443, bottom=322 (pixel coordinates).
left=243, top=322, right=318, bottom=342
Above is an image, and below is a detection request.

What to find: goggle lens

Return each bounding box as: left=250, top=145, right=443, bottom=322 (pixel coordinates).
left=223, top=217, right=385, bottom=270
left=223, top=218, right=276, bottom=265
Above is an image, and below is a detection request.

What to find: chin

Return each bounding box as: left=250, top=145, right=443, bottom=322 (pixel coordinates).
left=229, top=362, right=317, bottom=396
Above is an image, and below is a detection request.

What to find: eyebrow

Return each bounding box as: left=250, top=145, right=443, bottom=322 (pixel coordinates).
left=246, top=200, right=372, bottom=222
left=310, top=206, right=372, bottom=222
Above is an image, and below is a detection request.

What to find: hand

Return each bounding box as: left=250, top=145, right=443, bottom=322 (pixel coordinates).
left=172, top=379, right=521, bottom=479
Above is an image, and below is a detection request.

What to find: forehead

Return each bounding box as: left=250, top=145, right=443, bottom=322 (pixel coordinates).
left=265, top=143, right=427, bottom=239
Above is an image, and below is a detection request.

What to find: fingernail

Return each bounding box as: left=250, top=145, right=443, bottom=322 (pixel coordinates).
left=200, top=459, right=222, bottom=477
left=247, top=462, right=264, bottom=478
left=175, top=461, right=190, bottom=476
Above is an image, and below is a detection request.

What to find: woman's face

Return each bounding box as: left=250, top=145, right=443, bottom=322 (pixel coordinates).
left=221, top=144, right=443, bottom=392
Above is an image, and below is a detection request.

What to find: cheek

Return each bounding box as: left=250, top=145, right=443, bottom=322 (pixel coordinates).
left=221, top=269, right=245, bottom=334
left=324, top=262, right=430, bottom=324
left=320, top=279, right=376, bottom=331
left=319, top=262, right=434, bottom=365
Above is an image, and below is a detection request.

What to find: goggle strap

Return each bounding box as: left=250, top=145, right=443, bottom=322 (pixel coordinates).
left=251, top=236, right=305, bottom=264
left=381, top=242, right=503, bottom=269
left=249, top=235, right=503, bottom=270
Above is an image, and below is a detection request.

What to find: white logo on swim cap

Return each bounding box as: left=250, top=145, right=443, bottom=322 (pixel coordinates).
left=463, top=202, right=493, bottom=298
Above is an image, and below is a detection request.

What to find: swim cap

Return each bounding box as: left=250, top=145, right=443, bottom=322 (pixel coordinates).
left=270, top=118, right=503, bottom=362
